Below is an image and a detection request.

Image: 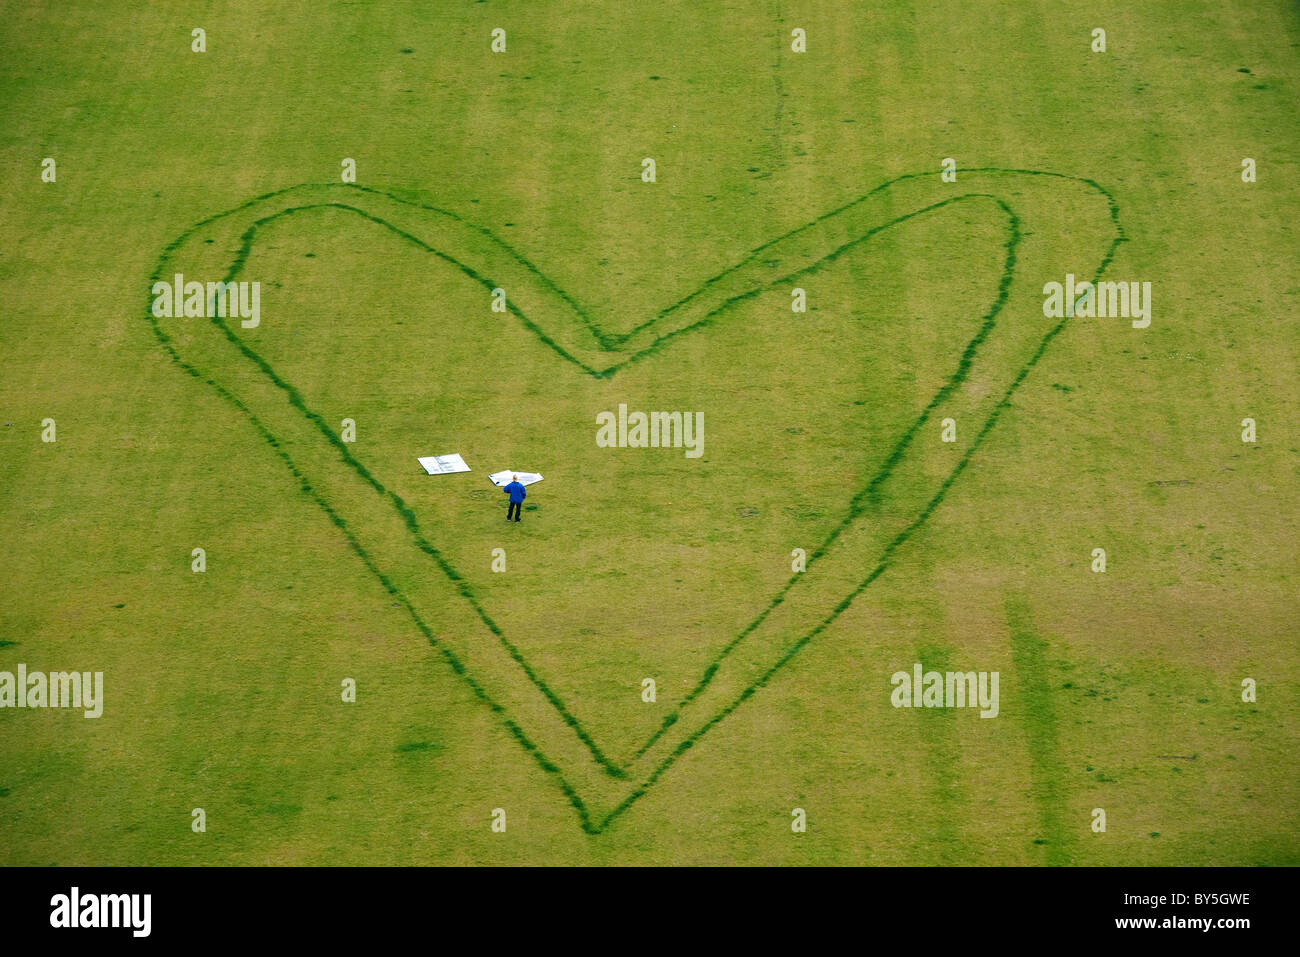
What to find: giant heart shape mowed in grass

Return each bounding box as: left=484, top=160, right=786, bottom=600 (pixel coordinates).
left=147, top=169, right=1124, bottom=832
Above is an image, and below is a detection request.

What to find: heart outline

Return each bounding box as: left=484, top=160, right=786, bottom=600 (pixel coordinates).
left=147, top=169, right=1125, bottom=832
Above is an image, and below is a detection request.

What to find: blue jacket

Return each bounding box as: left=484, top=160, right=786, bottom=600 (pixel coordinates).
left=504, top=481, right=526, bottom=504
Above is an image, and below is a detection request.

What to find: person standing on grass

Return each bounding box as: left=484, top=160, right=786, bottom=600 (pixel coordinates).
left=504, top=474, right=526, bottom=523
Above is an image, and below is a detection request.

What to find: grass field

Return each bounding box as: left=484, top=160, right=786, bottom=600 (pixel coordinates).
left=1, top=1, right=1297, bottom=865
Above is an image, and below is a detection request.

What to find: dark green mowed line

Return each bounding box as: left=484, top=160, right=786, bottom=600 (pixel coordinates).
left=1005, top=595, right=1071, bottom=865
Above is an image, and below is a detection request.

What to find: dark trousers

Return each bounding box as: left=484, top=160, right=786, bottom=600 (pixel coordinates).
left=507, top=501, right=521, bottom=522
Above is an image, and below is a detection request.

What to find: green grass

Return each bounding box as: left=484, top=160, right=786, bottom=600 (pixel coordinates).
left=0, top=0, right=1297, bottom=865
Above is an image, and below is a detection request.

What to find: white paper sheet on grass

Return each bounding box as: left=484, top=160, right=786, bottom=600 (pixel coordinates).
left=489, top=471, right=543, bottom=487
left=418, top=453, right=471, bottom=475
